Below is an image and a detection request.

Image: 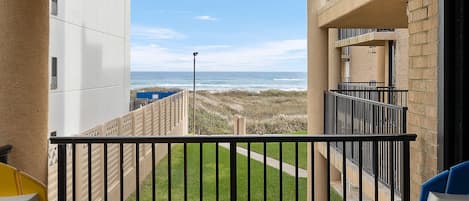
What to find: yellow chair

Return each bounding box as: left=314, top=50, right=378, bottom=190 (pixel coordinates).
left=17, top=171, right=47, bottom=201
left=0, top=162, right=47, bottom=201
left=0, top=163, right=20, bottom=196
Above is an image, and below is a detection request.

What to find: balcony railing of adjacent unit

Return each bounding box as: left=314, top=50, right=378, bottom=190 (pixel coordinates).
left=338, top=82, right=385, bottom=90
left=50, top=134, right=416, bottom=201
left=324, top=91, right=408, bottom=199
left=338, top=29, right=395, bottom=40
left=335, top=83, right=408, bottom=107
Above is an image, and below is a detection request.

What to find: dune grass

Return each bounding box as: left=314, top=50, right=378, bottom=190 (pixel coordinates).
left=127, top=143, right=342, bottom=201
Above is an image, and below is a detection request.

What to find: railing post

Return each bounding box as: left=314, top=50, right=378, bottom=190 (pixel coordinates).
left=57, top=144, right=67, bottom=201
left=230, top=142, right=237, bottom=201
left=401, top=141, right=410, bottom=201
left=402, top=107, right=407, bottom=133
left=335, top=95, right=338, bottom=135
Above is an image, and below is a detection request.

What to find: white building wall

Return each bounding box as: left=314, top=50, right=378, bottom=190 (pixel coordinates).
left=48, top=0, right=130, bottom=136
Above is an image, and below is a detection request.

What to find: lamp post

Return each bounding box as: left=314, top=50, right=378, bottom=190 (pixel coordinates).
left=193, top=52, right=198, bottom=134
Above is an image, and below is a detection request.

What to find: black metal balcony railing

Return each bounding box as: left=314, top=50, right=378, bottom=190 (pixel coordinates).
left=337, top=82, right=385, bottom=90
left=50, top=134, right=416, bottom=201
left=325, top=91, right=408, bottom=198
left=336, top=82, right=408, bottom=106
left=333, top=89, right=408, bottom=107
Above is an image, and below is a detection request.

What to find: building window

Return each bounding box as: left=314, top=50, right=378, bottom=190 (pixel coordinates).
left=51, top=0, right=58, bottom=16
left=51, top=57, right=58, bottom=90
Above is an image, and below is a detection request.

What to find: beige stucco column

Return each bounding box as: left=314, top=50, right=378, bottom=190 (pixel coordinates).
left=0, top=1, right=49, bottom=183
left=376, top=46, right=386, bottom=83
left=328, top=29, right=341, bottom=90
left=327, top=28, right=342, bottom=181
left=307, top=0, right=329, bottom=200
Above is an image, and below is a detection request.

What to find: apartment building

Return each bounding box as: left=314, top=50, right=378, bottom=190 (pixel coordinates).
left=48, top=0, right=131, bottom=138
left=307, top=0, right=467, bottom=200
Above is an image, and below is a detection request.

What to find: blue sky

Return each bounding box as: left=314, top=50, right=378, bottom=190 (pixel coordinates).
left=131, top=0, right=306, bottom=72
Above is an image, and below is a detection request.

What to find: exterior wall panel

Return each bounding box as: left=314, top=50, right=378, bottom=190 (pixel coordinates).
left=48, top=0, right=130, bottom=137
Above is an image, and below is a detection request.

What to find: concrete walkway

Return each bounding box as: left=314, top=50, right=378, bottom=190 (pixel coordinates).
left=218, top=143, right=307, bottom=178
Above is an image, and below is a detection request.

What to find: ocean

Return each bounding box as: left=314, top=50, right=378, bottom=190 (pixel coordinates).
left=131, top=72, right=307, bottom=91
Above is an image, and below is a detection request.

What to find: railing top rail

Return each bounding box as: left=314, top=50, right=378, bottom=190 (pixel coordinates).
left=326, top=91, right=408, bottom=109
left=331, top=89, right=409, bottom=92
left=340, top=81, right=385, bottom=84
left=50, top=133, right=416, bottom=144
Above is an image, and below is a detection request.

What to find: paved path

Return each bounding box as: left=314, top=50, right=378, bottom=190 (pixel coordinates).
left=218, top=143, right=307, bottom=178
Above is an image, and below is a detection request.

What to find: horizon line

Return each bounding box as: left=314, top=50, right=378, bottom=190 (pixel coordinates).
left=130, top=70, right=307, bottom=73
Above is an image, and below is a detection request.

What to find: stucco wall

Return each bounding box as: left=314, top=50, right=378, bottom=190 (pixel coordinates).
left=349, top=46, right=385, bottom=83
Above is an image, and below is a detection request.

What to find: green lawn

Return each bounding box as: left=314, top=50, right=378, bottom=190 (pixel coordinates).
left=238, top=131, right=308, bottom=169
left=128, top=142, right=341, bottom=201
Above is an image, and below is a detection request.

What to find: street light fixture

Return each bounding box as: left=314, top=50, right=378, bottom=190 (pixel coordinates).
left=193, top=52, right=198, bottom=135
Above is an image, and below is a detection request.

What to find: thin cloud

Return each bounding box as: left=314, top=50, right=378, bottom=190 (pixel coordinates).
left=132, top=25, right=186, bottom=40
left=131, top=39, right=306, bottom=72
left=194, top=16, right=218, bottom=21
left=193, top=45, right=232, bottom=50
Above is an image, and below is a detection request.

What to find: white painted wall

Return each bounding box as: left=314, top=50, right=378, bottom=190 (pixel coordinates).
left=48, top=0, right=130, bottom=136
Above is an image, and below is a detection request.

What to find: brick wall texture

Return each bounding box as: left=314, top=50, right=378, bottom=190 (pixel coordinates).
left=407, top=0, right=440, bottom=200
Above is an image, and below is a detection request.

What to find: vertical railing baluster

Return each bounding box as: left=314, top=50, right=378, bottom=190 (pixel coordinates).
left=136, top=143, right=140, bottom=201
left=311, top=142, right=315, bottom=201
left=295, top=142, right=299, bottom=201
left=216, top=142, right=219, bottom=201
left=168, top=143, right=172, bottom=201
left=402, top=107, right=407, bottom=133
left=104, top=143, right=108, bottom=201
left=279, top=142, right=283, bottom=201
left=327, top=142, right=331, bottom=201
left=264, top=142, right=267, bottom=201
left=373, top=141, right=379, bottom=201
left=358, top=141, right=363, bottom=201
left=402, top=141, right=410, bottom=201
left=372, top=105, right=376, bottom=134
left=390, top=141, right=395, bottom=201
left=248, top=142, right=251, bottom=201
left=351, top=99, right=355, bottom=160
left=72, top=143, right=76, bottom=201
left=88, top=143, right=92, bottom=201
left=120, top=143, right=124, bottom=201
left=152, top=143, right=156, bottom=201
left=199, top=143, right=203, bottom=201
left=184, top=143, right=187, bottom=201
left=230, top=142, right=237, bottom=201
left=57, top=144, right=67, bottom=201
left=342, top=141, right=347, bottom=201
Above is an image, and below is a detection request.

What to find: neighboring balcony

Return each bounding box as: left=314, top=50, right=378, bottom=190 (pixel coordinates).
left=336, top=29, right=396, bottom=48
left=323, top=85, right=409, bottom=201
left=317, top=0, right=408, bottom=28
left=335, top=82, right=408, bottom=106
